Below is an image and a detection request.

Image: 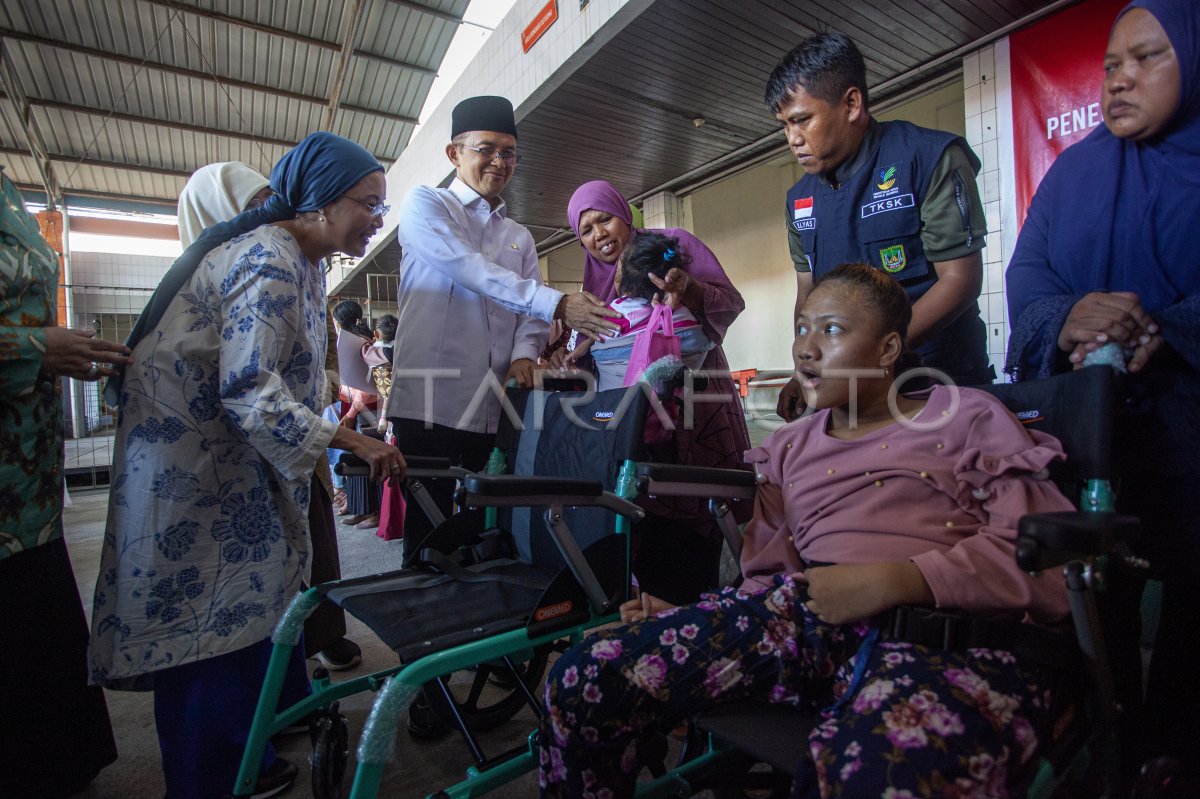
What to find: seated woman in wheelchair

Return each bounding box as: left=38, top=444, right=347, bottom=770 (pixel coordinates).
left=539, top=263, right=1076, bottom=797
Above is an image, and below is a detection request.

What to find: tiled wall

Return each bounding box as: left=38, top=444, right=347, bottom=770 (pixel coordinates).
left=334, top=0, right=649, bottom=292
left=963, top=43, right=1016, bottom=382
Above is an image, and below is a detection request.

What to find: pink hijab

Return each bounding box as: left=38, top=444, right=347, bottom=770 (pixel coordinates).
left=567, top=180, right=636, bottom=302
left=566, top=180, right=740, bottom=316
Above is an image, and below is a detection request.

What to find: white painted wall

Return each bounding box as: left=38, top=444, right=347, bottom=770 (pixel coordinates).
left=685, top=158, right=800, bottom=374
left=330, top=0, right=653, bottom=293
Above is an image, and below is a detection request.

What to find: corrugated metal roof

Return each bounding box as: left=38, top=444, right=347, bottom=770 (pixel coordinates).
left=332, top=0, right=1073, bottom=295
left=0, top=0, right=468, bottom=209
left=498, top=0, right=1068, bottom=245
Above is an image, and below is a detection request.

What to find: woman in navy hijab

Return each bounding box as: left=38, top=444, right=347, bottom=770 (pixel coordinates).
left=90, top=133, right=405, bottom=799
left=1006, top=0, right=1200, bottom=779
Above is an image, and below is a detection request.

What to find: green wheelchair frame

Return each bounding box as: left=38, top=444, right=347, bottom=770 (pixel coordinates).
left=232, top=450, right=647, bottom=799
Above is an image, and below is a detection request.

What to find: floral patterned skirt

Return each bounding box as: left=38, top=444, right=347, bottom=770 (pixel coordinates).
left=539, top=576, right=1060, bottom=798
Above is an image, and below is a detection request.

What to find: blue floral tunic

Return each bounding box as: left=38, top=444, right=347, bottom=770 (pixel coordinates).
left=89, top=225, right=337, bottom=687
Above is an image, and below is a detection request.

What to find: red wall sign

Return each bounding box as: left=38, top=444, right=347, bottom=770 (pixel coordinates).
left=1009, top=0, right=1126, bottom=225
left=522, top=0, right=559, bottom=53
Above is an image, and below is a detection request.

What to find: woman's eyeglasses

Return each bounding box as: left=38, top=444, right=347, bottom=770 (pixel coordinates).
left=460, top=144, right=521, bottom=165
left=343, top=196, right=391, bottom=217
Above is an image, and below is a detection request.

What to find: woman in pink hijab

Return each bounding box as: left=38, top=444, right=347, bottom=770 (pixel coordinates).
left=565, top=180, right=751, bottom=604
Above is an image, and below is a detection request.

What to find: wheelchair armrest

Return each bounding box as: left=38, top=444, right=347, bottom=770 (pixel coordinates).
left=461, top=475, right=644, bottom=521
left=636, top=463, right=758, bottom=486
left=1016, top=511, right=1141, bottom=572
left=403, top=455, right=452, bottom=471
left=333, top=453, right=366, bottom=477
left=635, top=462, right=759, bottom=501
left=464, top=474, right=603, bottom=498
left=334, top=453, right=461, bottom=479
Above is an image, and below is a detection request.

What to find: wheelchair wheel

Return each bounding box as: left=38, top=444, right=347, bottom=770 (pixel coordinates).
left=424, top=644, right=551, bottom=732
left=310, top=702, right=349, bottom=799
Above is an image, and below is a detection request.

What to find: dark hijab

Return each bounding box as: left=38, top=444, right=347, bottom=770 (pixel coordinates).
left=1007, top=0, right=1200, bottom=327
left=1006, top=0, right=1200, bottom=480
left=106, top=132, right=382, bottom=402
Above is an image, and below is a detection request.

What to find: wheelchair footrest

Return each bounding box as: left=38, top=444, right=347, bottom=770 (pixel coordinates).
left=319, top=561, right=553, bottom=661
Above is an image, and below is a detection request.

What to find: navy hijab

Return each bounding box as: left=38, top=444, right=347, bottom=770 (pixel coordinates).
left=1006, top=0, right=1200, bottom=479
left=1007, top=0, right=1200, bottom=329
left=106, top=132, right=382, bottom=402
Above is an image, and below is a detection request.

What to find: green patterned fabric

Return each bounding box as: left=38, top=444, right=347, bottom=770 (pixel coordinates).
left=0, top=169, right=62, bottom=559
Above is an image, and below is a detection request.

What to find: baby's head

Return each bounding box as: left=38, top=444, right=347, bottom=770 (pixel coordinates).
left=616, top=232, right=692, bottom=300
left=374, top=314, right=398, bottom=343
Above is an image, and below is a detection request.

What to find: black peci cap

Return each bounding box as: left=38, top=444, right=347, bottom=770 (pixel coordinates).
left=451, top=95, right=518, bottom=139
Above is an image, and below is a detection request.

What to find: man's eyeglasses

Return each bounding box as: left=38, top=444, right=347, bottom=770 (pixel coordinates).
left=343, top=196, right=390, bottom=217
left=460, top=143, right=521, bottom=165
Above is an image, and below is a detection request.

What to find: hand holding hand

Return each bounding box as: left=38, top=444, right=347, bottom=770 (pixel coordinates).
left=1125, top=334, right=1164, bottom=374
left=802, top=562, right=934, bottom=625
left=40, top=327, right=132, bottom=381
left=557, top=292, right=621, bottom=341
left=1059, top=292, right=1159, bottom=365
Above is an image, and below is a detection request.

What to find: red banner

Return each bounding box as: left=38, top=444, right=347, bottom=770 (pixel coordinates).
left=1009, top=0, right=1126, bottom=225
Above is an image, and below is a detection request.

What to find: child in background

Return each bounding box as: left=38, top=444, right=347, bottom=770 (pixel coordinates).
left=362, top=314, right=397, bottom=434
left=566, top=232, right=714, bottom=391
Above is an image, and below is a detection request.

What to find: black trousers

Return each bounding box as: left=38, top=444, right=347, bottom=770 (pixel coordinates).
left=389, top=418, right=494, bottom=547
left=0, top=538, right=117, bottom=797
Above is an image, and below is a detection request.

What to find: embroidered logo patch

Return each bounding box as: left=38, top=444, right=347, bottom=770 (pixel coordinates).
left=593, top=410, right=615, bottom=423
left=861, top=194, right=915, bottom=218
left=880, top=245, right=906, bottom=273
left=793, top=218, right=815, bottom=231
left=876, top=164, right=899, bottom=191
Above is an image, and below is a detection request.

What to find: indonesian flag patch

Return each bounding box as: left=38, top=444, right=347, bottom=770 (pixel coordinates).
left=793, top=196, right=814, bottom=220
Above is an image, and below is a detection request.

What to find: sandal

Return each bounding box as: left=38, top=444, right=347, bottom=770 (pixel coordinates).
left=354, top=515, right=379, bottom=529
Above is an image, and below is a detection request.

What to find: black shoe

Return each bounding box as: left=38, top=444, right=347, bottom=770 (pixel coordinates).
left=315, top=638, right=362, bottom=671
left=251, top=756, right=297, bottom=799
left=406, top=692, right=451, bottom=741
